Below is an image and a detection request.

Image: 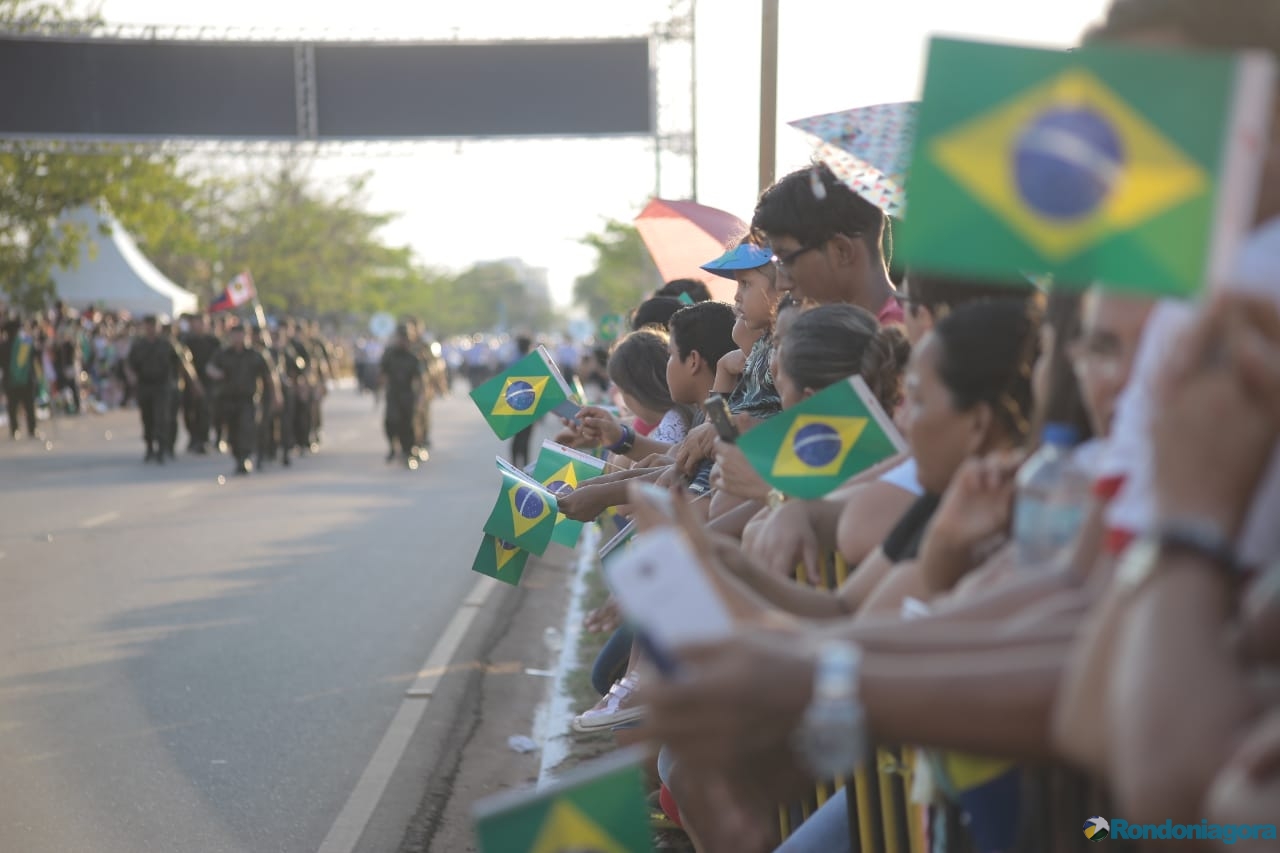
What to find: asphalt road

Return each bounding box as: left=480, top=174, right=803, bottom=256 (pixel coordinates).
left=0, top=387, right=512, bottom=853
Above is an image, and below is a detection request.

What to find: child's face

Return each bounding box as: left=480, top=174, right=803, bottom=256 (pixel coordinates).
left=665, top=333, right=702, bottom=406
left=734, top=268, right=778, bottom=332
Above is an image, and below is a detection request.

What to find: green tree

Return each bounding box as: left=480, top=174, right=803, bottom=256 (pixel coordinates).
left=572, top=220, right=660, bottom=319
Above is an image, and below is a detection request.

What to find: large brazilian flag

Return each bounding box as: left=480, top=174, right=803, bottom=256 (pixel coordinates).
left=905, top=37, right=1273, bottom=297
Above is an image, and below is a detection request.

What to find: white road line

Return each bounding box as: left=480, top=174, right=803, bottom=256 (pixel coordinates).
left=79, top=512, right=121, bottom=529
left=168, top=486, right=195, bottom=499
left=316, top=575, right=498, bottom=853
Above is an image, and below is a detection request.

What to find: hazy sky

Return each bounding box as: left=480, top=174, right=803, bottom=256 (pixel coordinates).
left=92, top=0, right=1112, bottom=309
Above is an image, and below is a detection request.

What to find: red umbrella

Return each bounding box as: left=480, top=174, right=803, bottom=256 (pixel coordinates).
left=634, top=198, right=748, bottom=303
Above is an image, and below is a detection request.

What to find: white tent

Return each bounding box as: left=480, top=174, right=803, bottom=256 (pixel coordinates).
left=51, top=206, right=198, bottom=318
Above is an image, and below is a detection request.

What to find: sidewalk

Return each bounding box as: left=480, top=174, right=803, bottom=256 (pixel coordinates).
left=395, top=546, right=581, bottom=853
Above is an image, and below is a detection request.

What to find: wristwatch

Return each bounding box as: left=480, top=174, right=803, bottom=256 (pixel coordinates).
left=1115, top=516, right=1244, bottom=596
left=607, top=423, right=635, bottom=455
left=793, top=641, right=867, bottom=778
left=767, top=488, right=788, bottom=509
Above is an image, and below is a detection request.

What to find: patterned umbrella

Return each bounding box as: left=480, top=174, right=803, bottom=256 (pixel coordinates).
left=789, top=102, right=919, bottom=218
left=634, top=198, right=748, bottom=303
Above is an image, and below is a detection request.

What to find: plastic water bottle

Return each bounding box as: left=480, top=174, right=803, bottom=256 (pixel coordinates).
left=1013, top=423, right=1091, bottom=569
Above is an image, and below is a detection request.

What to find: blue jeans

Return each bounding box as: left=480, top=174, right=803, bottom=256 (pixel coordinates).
left=774, top=792, right=852, bottom=853
left=590, top=625, right=634, bottom=696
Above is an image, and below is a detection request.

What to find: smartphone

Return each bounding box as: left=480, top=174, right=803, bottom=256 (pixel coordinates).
left=605, top=528, right=734, bottom=654
left=703, top=394, right=739, bottom=444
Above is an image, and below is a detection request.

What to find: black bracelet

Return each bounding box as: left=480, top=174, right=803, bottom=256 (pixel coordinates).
left=608, top=423, right=635, bottom=454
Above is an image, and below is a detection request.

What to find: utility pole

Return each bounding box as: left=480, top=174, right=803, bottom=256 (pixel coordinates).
left=689, top=0, right=699, bottom=201
left=758, top=0, right=779, bottom=196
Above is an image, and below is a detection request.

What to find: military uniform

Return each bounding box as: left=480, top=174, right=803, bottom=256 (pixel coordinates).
left=128, top=334, right=184, bottom=462
left=181, top=329, right=221, bottom=452
left=379, top=342, right=423, bottom=463
left=210, top=343, right=273, bottom=474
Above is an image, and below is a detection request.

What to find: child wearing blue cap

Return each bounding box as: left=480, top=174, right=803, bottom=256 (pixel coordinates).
left=701, top=237, right=783, bottom=421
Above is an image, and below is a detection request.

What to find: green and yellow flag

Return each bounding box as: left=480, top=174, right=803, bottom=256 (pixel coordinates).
left=738, top=376, right=906, bottom=500
left=906, top=38, right=1273, bottom=296
left=470, top=346, right=573, bottom=439
left=473, top=748, right=650, bottom=853
left=531, top=441, right=609, bottom=548
left=483, top=458, right=560, bottom=557
left=471, top=535, right=531, bottom=586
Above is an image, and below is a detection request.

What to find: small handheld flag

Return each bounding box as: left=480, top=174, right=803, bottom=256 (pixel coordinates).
left=483, top=458, right=561, bottom=556
left=470, top=346, right=574, bottom=439
left=210, top=271, right=257, bottom=313
left=532, top=441, right=608, bottom=548
left=738, top=376, right=906, bottom=500
left=473, top=747, right=650, bottom=853
left=905, top=38, right=1274, bottom=297
left=471, top=535, right=531, bottom=586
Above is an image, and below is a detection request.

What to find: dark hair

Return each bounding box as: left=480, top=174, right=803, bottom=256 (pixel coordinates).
left=780, top=304, right=911, bottom=413
left=654, top=278, right=712, bottom=303
left=931, top=300, right=1041, bottom=445
left=668, top=301, right=737, bottom=368
left=903, top=271, right=1039, bottom=321
left=516, top=335, right=533, bottom=356
left=1033, top=289, right=1094, bottom=444
left=608, top=330, right=691, bottom=422
left=1086, top=0, right=1280, bottom=55
left=631, top=297, right=685, bottom=332
left=752, top=162, right=886, bottom=254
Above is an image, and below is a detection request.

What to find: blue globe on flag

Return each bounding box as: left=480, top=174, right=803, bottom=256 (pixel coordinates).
left=792, top=423, right=843, bottom=468
left=1083, top=816, right=1110, bottom=841
left=546, top=479, right=575, bottom=498
left=1015, top=108, right=1123, bottom=220
left=514, top=487, right=546, bottom=520
left=504, top=381, right=538, bottom=412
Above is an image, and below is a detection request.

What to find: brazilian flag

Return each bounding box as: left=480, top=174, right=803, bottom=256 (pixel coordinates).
left=531, top=441, right=608, bottom=548
left=906, top=37, right=1273, bottom=297
left=473, top=748, right=649, bottom=853
left=483, top=458, right=560, bottom=557
left=738, top=377, right=906, bottom=500
left=471, top=535, right=531, bottom=586
left=469, top=346, right=572, bottom=439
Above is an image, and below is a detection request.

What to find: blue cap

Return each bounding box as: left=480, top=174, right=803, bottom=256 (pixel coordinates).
left=700, top=243, right=775, bottom=280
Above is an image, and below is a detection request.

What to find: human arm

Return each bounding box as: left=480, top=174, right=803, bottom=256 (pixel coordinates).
left=713, top=349, right=747, bottom=395
left=577, top=406, right=674, bottom=462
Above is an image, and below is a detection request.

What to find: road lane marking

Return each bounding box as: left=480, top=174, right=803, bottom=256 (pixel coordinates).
left=79, top=512, right=121, bottom=529
left=316, top=575, right=498, bottom=853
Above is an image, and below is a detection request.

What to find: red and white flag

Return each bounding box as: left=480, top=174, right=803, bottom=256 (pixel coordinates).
left=210, top=271, right=256, bottom=313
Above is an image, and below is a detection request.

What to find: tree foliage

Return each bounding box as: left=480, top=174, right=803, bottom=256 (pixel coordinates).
left=572, top=220, right=660, bottom=320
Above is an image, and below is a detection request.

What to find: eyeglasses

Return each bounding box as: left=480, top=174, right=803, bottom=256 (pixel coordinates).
left=771, top=244, right=819, bottom=272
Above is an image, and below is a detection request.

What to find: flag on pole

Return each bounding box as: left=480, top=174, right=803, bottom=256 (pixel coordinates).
left=483, top=458, right=561, bottom=556
left=531, top=441, right=609, bottom=548
left=210, top=271, right=257, bottom=313
left=738, top=376, right=906, bottom=500
left=469, top=346, right=574, bottom=439
left=471, top=535, right=531, bottom=586
left=905, top=37, right=1274, bottom=296
left=473, top=747, right=650, bottom=853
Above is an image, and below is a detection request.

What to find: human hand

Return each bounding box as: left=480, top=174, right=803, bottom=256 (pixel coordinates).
left=753, top=500, right=823, bottom=584
left=645, top=629, right=816, bottom=778
left=714, top=349, right=748, bottom=391
left=711, top=441, right=771, bottom=502
left=675, top=422, right=718, bottom=476
left=1155, top=293, right=1280, bottom=535
left=637, top=452, right=674, bottom=468
left=576, top=406, right=623, bottom=448
left=920, top=452, right=1022, bottom=591
left=1238, top=566, right=1280, bottom=664
left=584, top=597, right=622, bottom=634
left=1205, top=707, right=1280, bottom=844
left=558, top=483, right=613, bottom=522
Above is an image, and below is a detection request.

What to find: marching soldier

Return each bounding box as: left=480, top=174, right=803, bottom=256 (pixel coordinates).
left=127, top=315, right=201, bottom=464
left=379, top=324, right=423, bottom=467
left=180, top=314, right=222, bottom=454
left=250, top=325, right=287, bottom=469
left=207, top=323, right=274, bottom=476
